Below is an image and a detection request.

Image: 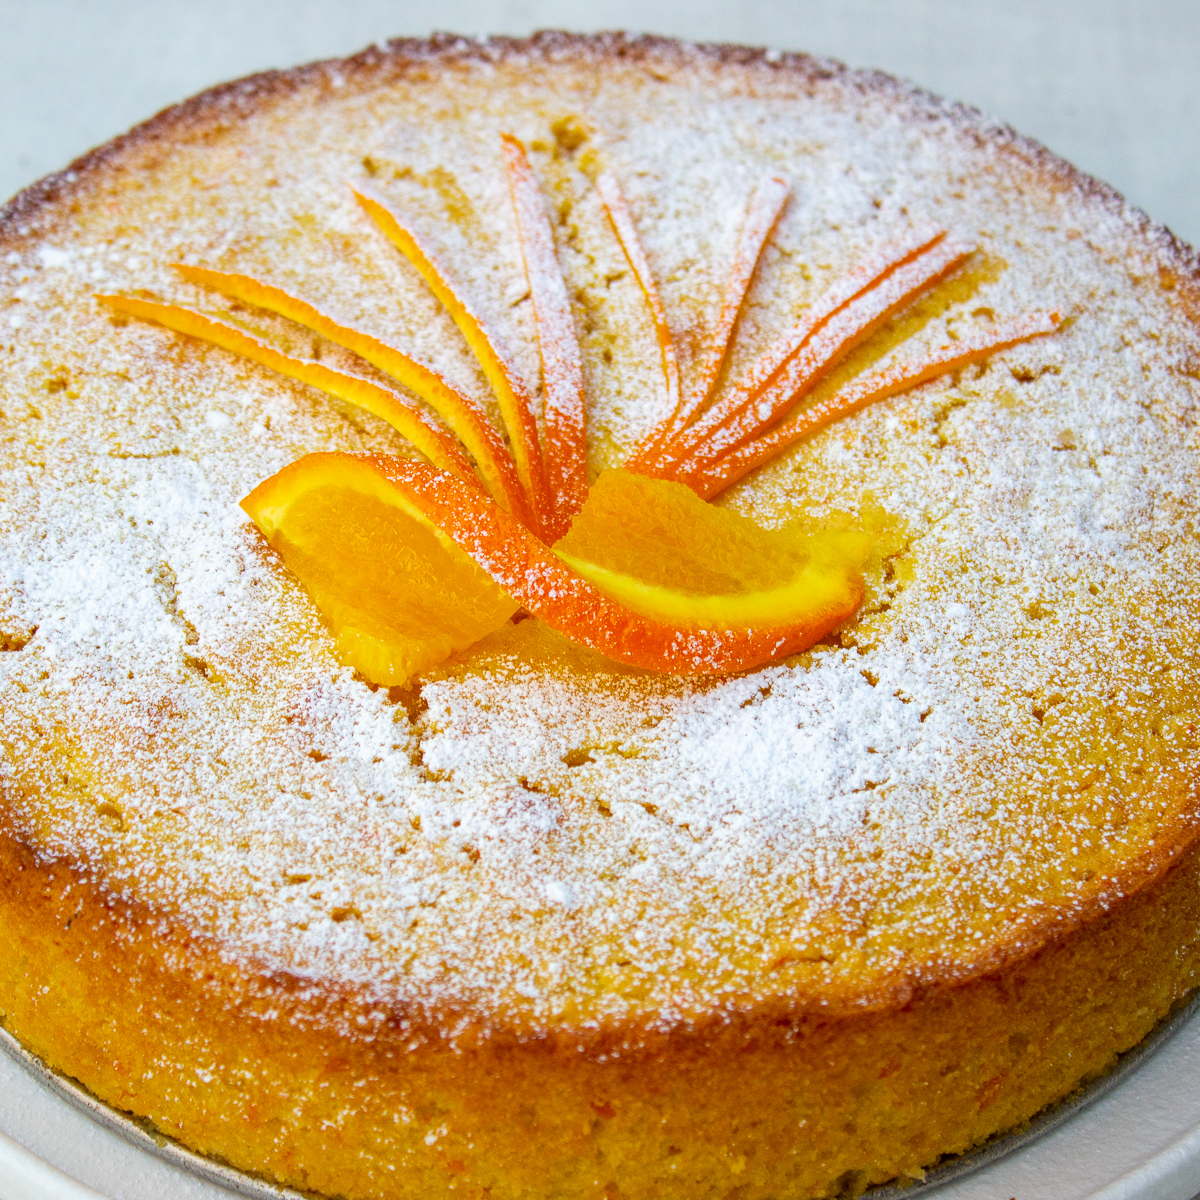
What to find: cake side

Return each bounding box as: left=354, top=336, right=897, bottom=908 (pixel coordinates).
left=3, top=805, right=1199, bottom=1198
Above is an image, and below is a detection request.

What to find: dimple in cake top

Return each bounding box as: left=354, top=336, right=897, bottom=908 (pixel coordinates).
left=1, top=34, right=1199, bottom=1039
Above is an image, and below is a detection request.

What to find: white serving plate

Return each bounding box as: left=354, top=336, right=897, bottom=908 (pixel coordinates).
left=2, top=1000, right=1200, bottom=1200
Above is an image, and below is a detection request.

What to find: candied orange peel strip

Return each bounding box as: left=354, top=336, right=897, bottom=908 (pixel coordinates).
left=501, top=133, right=588, bottom=538
left=353, top=187, right=552, bottom=538
left=596, top=173, right=682, bottom=428
left=689, top=312, right=1063, bottom=498
left=694, top=175, right=791, bottom=409
left=96, top=293, right=480, bottom=487
left=626, top=174, right=789, bottom=472
left=170, top=265, right=533, bottom=526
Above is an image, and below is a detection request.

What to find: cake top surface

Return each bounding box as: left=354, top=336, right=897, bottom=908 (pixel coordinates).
left=2, top=33, right=1199, bottom=1040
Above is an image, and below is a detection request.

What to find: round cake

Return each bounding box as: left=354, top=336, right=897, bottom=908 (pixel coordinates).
left=2, top=31, right=1199, bottom=1200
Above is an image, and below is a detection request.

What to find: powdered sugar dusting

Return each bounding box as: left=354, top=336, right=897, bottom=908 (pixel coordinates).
left=2, top=42, right=1200, bottom=1035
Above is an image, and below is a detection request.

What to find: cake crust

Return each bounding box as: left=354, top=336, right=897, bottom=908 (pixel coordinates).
left=2, top=31, right=1200, bottom=1198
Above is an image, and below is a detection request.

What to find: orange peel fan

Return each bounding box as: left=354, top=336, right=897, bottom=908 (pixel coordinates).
left=101, top=133, right=1064, bottom=682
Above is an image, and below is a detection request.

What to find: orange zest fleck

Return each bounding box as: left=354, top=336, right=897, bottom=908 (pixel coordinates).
left=626, top=174, right=789, bottom=472
left=96, top=293, right=480, bottom=487
left=352, top=187, right=552, bottom=538
left=500, top=133, right=588, bottom=538
left=170, top=264, right=534, bottom=527
left=687, top=312, right=1062, bottom=499
left=596, top=173, right=681, bottom=429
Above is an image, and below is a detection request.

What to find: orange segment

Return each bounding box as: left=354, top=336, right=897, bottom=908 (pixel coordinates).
left=352, top=188, right=552, bottom=537
left=171, top=264, right=533, bottom=526
left=553, top=469, right=869, bottom=629
left=241, top=454, right=519, bottom=686
left=96, top=293, right=480, bottom=488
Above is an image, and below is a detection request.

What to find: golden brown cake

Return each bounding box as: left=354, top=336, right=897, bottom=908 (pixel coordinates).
left=2, top=31, right=1200, bottom=1199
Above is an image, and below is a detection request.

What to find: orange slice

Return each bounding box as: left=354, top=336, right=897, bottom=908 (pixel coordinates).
left=241, top=455, right=518, bottom=685
left=246, top=454, right=866, bottom=676
left=553, top=469, right=869, bottom=630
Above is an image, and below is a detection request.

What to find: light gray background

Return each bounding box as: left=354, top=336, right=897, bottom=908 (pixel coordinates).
left=2, top=0, right=1199, bottom=250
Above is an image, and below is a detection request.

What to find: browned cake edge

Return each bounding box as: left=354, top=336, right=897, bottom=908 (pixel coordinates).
left=4, top=32, right=1199, bottom=293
